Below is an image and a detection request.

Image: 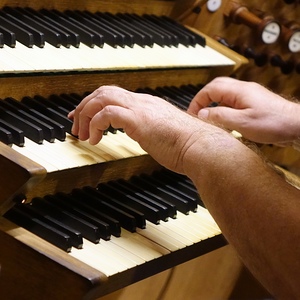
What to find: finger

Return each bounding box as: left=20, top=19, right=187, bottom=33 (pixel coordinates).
left=78, top=98, right=106, bottom=140
left=89, top=106, right=136, bottom=145
left=188, top=77, right=243, bottom=115
left=197, top=106, right=247, bottom=132
left=71, top=89, right=102, bottom=135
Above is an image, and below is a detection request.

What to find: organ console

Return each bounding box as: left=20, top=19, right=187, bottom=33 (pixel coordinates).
left=0, top=0, right=248, bottom=299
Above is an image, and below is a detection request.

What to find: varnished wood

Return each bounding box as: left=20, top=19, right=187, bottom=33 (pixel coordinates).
left=0, top=143, right=46, bottom=215
left=0, top=0, right=175, bottom=15
left=0, top=67, right=235, bottom=100
left=24, top=155, right=162, bottom=203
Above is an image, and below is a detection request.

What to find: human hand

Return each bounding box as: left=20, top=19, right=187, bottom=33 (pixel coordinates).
left=68, top=85, right=227, bottom=174
left=188, top=77, right=300, bottom=144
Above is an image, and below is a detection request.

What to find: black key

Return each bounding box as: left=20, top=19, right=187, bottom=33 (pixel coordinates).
left=147, top=14, right=190, bottom=46
left=111, top=180, right=170, bottom=221
left=0, top=105, right=43, bottom=144
left=116, top=13, right=154, bottom=47
left=141, top=173, right=198, bottom=212
left=161, top=15, right=206, bottom=47
left=95, top=12, right=134, bottom=47
left=153, top=170, right=202, bottom=203
left=143, top=15, right=179, bottom=46
left=67, top=10, right=119, bottom=48
left=34, top=95, right=70, bottom=115
left=102, top=12, right=148, bottom=48
left=84, top=186, right=144, bottom=231
left=142, top=14, right=177, bottom=47
left=0, top=14, right=34, bottom=47
left=155, top=87, right=188, bottom=109
left=67, top=189, right=121, bottom=237
left=59, top=93, right=82, bottom=106
left=3, top=7, right=62, bottom=48
left=38, top=9, right=80, bottom=48
left=0, top=32, right=3, bottom=47
left=41, top=9, right=96, bottom=48
left=5, top=97, right=66, bottom=141
left=0, top=99, right=55, bottom=143
left=0, top=10, right=44, bottom=47
left=122, top=13, right=166, bottom=47
left=0, top=125, right=13, bottom=146
left=4, top=205, right=72, bottom=252
left=18, top=203, right=83, bottom=249
left=99, top=182, right=161, bottom=225
left=48, top=94, right=76, bottom=112
left=116, top=178, right=177, bottom=219
left=130, top=175, right=191, bottom=214
left=0, top=119, right=24, bottom=146
left=64, top=10, right=105, bottom=48
left=81, top=10, right=124, bottom=48
left=33, top=196, right=101, bottom=243
left=0, top=24, right=16, bottom=47
left=22, top=96, right=73, bottom=134
left=21, top=7, right=72, bottom=48
left=52, top=193, right=111, bottom=241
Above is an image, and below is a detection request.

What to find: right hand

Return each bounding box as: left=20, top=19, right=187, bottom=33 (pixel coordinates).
left=188, top=77, right=300, bottom=144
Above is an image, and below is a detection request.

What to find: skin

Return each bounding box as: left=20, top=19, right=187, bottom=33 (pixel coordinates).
left=68, top=77, right=300, bottom=299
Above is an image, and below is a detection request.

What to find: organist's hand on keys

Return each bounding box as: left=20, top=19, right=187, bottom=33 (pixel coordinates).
left=188, top=76, right=300, bottom=149
left=68, top=84, right=232, bottom=175
left=69, top=81, right=300, bottom=299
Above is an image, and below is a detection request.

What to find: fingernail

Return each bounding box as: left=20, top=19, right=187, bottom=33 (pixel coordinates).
left=198, top=108, right=209, bottom=119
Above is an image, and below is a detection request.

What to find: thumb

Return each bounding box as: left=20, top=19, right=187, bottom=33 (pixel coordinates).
left=197, top=107, right=244, bottom=131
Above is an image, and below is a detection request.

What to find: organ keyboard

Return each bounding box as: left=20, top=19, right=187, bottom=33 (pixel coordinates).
left=0, top=0, right=248, bottom=299
left=0, top=6, right=235, bottom=73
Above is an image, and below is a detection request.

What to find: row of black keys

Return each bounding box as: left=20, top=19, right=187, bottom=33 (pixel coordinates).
left=0, top=6, right=205, bottom=49
left=0, top=84, right=202, bottom=147
left=4, top=169, right=202, bottom=252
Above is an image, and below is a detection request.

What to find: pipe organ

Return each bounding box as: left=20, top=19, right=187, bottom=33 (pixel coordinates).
left=1, top=0, right=278, bottom=299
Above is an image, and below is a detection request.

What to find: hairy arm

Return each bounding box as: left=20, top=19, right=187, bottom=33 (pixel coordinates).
left=182, top=130, right=300, bottom=299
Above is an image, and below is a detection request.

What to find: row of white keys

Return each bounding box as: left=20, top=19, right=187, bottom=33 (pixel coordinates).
left=0, top=41, right=235, bottom=73
left=70, top=227, right=172, bottom=276
left=70, top=238, right=130, bottom=276
left=11, top=130, right=146, bottom=172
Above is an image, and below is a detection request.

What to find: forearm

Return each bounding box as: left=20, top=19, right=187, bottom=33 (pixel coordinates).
left=183, top=133, right=300, bottom=298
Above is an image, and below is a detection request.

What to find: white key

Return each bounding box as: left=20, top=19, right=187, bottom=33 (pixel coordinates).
left=1, top=46, right=35, bottom=72
left=112, top=229, right=168, bottom=261
left=12, top=140, right=58, bottom=172
left=137, top=220, right=187, bottom=251
left=147, top=221, right=194, bottom=246
left=70, top=239, right=126, bottom=276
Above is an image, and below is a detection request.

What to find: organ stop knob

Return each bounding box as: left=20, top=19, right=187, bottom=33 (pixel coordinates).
left=226, top=2, right=281, bottom=44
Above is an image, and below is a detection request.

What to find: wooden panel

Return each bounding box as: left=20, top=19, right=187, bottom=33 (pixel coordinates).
left=0, top=143, right=46, bottom=215
left=0, top=0, right=175, bottom=15
left=0, top=217, right=107, bottom=300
